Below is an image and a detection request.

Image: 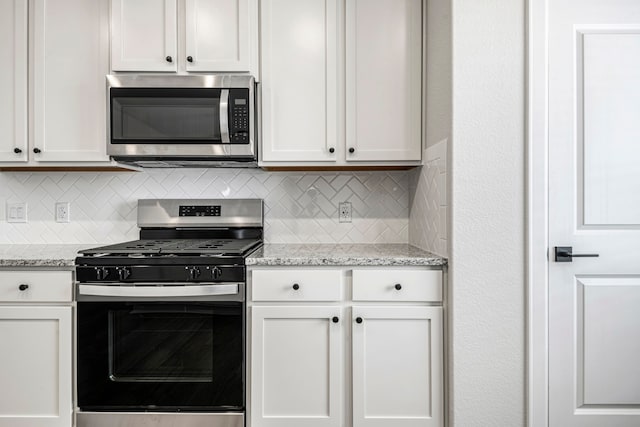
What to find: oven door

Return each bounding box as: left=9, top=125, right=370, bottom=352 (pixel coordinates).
left=77, top=292, right=244, bottom=411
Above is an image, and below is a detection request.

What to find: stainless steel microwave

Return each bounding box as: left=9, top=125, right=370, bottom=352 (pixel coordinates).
left=106, top=75, right=258, bottom=168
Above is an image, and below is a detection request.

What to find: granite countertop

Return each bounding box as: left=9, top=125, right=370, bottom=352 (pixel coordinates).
left=0, top=243, right=447, bottom=268
left=0, top=244, right=94, bottom=268
left=246, top=244, right=447, bottom=267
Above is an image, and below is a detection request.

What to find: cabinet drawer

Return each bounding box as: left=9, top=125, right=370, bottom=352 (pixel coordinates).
left=251, top=269, right=342, bottom=302
left=0, top=271, right=73, bottom=302
left=352, top=269, right=442, bottom=302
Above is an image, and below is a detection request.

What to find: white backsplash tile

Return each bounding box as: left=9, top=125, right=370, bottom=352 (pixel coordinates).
left=409, top=140, right=448, bottom=256
left=0, top=169, right=409, bottom=244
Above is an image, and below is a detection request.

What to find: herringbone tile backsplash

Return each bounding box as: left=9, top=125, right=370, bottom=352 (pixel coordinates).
left=0, top=169, right=409, bottom=244
left=409, top=140, right=448, bottom=256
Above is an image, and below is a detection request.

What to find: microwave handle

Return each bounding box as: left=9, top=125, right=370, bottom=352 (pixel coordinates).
left=220, top=89, right=230, bottom=143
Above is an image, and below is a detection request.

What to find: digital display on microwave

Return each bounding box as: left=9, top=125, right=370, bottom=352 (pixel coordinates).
left=234, top=99, right=247, bottom=105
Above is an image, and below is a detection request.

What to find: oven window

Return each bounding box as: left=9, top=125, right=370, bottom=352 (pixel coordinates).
left=111, top=88, right=221, bottom=143
left=109, top=305, right=218, bottom=382
left=77, top=301, right=244, bottom=411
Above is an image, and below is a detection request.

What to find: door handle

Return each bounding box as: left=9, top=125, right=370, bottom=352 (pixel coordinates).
left=554, top=246, right=599, bottom=263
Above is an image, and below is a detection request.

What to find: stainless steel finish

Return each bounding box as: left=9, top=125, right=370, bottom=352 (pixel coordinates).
left=106, top=75, right=258, bottom=164
left=78, top=283, right=239, bottom=298
left=76, top=412, right=244, bottom=427
left=76, top=282, right=245, bottom=302
left=107, top=74, right=255, bottom=89
left=137, top=198, right=263, bottom=228
left=220, top=89, right=230, bottom=143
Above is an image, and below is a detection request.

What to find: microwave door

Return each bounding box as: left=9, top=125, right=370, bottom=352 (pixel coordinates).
left=220, top=89, right=230, bottom=143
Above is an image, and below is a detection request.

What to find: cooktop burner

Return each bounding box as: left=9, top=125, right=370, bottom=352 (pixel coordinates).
left=79, top=238, right=262, bottom=257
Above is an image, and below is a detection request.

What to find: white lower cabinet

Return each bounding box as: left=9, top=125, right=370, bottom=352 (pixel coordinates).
left=251, top=306, right=343, bottom=427
left=249, top=267, right=444, bottom=427
left=0, top=271, right=73, bottom=427
left=352, top=306, right=443, bottom=427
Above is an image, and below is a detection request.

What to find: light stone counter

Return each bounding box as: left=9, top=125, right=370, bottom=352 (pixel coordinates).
left=246, top=244, right=447, bottom=267
left=0, top=244, right=94, bottom=268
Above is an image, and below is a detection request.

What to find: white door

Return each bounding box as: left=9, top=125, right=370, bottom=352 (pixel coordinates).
left=0, top=306, right=72, bottom=427
left=111, top=0, right=177, bottom=71
left=0, top=0, right=27, bottom=163
left=32, top=0, right=111, bottom=162
left=185, top=0, right=251, bottom=72
left=548, top=1, right=640, bottom=426
left=345, top=0, right=422, bottom=162
left=251, top=306, right=342, bottom=427
left=352, top=306, right=443, bottom=427
left=260, top=0, right=339, bottom=162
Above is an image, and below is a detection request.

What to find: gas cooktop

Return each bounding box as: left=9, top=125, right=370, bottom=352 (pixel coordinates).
left=79, top=238, right=262, bottom=257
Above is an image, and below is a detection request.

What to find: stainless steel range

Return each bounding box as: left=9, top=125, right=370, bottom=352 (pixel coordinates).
left=74, top=199, right=263, bottom=427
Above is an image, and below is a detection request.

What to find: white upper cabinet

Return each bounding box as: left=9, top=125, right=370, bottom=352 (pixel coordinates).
left=32, top=0, right=111, bottom=163
left=345, top=0, right=422, bottom=162
left=260, top=0, right=339, bottom=162
left=112, top=0, right=256, bottom=74
left=111, top=0, right=178, bottom=72
left=0, top=0, right=27, bottom=163
left=259, top=0, right=423, bottom=167
left=185, top=0, right=251, bottom=72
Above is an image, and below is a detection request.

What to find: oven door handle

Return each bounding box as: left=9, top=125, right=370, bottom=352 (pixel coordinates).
left=78, top=283, right=239, bottom=298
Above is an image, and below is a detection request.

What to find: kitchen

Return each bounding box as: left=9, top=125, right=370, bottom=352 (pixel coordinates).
left=1, top=0, right=531, bottom=426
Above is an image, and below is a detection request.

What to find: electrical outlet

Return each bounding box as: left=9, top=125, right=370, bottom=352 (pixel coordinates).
left=6, top=202, right=27, bottom=223
left=339, top=202, right=352, bottom=223
left=55, top=202, right=70, bottom=223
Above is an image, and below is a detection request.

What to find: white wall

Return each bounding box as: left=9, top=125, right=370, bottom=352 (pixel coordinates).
left=449, top=0, right=526, bottom=425
left=408, top=0, right=451, bottom=256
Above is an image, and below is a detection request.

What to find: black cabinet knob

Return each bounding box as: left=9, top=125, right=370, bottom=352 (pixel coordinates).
left=329, top=147, right=335, bottom=154
left=13, top=148, right=22, bottom=154
left=292, top=283, right=300, bottom=290
left=355, top=317, right=363, bottom=324
left=395, top=284, right=402, bottom=290
left=332, top=316, right=339, bottom=323
left=187, top=56, right=193, bottom=63
left=349, top=147, right=355, bottom=154
left=166, top=56, right=173, bottom=63
left=33, top=148, right=41, bottom=154
left=18, top=284, right=29, bottom=291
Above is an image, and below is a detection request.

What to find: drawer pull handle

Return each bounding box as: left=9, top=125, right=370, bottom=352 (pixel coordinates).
left=18, top=284, right=29, bottom=291
left=292, top=283, right=300, bottom=290
left=332, top=316, right=339, bottom=323
left=355, top=317, right=363, bottom=324
left=395, top=284, right=402, bottom=290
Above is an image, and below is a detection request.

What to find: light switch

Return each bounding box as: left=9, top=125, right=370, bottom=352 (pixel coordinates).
left=7, top=202, right=27, bottom=223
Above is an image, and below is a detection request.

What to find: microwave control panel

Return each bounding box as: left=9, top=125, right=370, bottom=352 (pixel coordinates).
left=229, top=89, right=250, bottom=144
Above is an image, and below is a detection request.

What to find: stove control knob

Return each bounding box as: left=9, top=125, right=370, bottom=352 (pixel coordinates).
left=95, top=267, right=109, bottom=281
left=187, top=267, right=201, bottom=280
left=211, top=267, right=222, bottom=280
left=116, top=267, right=131, bottom=281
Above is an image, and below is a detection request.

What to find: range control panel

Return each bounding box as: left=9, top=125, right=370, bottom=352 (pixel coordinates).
left=179, top=205, right=222, bottom=217
left=229, top=89, right=251, bottom=144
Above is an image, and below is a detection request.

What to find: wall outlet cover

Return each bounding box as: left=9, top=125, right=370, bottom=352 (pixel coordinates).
left=339, top=202, right=352, bottom=223
left=55, top=202, right=71, bottom=223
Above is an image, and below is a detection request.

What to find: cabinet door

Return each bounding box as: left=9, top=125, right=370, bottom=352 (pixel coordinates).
left=352, top=306, right=443, bottom=427
left=32, top=0, right=111, bottom=162
left=345, top=0, right=422, bottom=162
left=260, top=0, right=339, bottom=162
left=185, top=0, right=252, bottom=72
left=0, top=0, right=27, bottom=162
left=111, top=0, right=177, bottom=71
left=0, top=306, right=72, bottom=427
left=251, top=306, right=342, bottom=427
